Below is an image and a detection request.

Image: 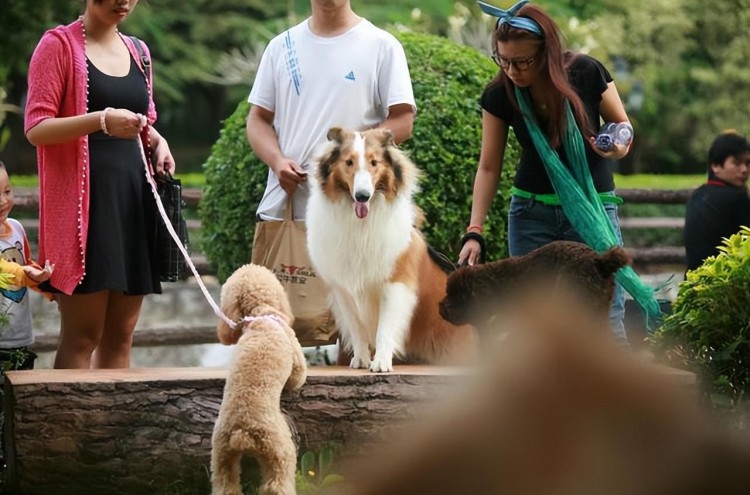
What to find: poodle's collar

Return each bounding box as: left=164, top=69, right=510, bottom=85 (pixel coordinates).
left=234, top=313, right=286, bottom=331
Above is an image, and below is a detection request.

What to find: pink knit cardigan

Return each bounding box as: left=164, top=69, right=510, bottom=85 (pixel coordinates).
left=25, top=19, right=156, bottom=295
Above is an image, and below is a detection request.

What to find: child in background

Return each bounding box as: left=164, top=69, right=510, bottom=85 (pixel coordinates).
left=0, top=159, right=53, bottom=371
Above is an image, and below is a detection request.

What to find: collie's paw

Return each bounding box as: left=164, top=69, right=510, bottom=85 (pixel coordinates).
left=350, top=355, right=371, bottom=369
left=369, top=353, right=393, bottom=373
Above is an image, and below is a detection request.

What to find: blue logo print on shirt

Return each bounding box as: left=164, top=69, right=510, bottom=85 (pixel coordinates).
left=345, top=71, right=356, bottom=81
left=284, top=31, right=301, bottom=95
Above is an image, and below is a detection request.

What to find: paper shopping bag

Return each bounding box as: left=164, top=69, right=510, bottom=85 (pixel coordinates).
left=251, top=198, right=337, bottom=347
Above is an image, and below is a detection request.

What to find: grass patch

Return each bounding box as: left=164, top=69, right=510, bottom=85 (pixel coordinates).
left=614, top=174, right=704, bottom=189
left=10, top=175, right=40, bottom=188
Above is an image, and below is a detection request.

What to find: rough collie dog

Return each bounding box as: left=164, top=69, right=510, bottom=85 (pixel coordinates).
left=306, top=127, right=476, bottom=372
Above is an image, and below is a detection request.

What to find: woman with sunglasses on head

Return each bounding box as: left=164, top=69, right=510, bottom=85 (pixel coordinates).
left=458, top=0, right=658, bottom=343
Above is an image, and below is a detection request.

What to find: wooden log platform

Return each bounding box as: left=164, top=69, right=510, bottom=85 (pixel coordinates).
left=3, top=366, right=471, bottom=495
left=3, top=364, right=697, bottom=494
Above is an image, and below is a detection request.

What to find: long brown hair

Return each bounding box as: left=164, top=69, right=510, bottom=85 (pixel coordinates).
left=487, top=4, right=593, bottom=148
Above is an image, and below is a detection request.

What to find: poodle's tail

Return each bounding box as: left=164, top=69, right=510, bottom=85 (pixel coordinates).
left=229, top=430, right=257, bottom=452
left=228, top=415, right=298, bottom=452
left=595, top=247, right=630, bottom=279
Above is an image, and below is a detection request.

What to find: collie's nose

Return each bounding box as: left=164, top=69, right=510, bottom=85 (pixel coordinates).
left=355, top=191, right=371, bottom=203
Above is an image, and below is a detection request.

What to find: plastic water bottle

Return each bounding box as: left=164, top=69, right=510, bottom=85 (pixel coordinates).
left=595, top=122, right=634, bottom=151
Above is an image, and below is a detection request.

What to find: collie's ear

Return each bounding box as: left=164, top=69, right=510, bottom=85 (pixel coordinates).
left=384, top=128, right=394, bottom=144
left=327, top=127, right=344, bottom=143
left=378, top=128, right=395, bottom=147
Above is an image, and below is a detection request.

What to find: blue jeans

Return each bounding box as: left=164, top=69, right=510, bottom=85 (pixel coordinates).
left=507, top=195, right=627, bottom=343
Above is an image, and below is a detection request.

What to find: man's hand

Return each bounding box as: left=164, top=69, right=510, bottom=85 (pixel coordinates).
left=273, top=158, right=308, bottom=195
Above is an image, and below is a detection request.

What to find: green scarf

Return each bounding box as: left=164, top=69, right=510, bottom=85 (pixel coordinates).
left=514, top=86, right=662, bottom=324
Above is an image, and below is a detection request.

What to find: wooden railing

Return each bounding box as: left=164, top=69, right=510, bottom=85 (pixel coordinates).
left=20, top=187, right=689, bottom=352
left=13, top=187, right=691, bottom=269
left=617, top=188, right=691, bottom=266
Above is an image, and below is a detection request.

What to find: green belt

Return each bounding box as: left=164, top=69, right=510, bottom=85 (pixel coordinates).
left=511, top=186, right=623, bottom=206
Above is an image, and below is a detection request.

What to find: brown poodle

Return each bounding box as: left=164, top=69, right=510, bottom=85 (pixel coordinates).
left=439, top=240, right=630, bottom=331
left=211, top=264, right=307, bottom=495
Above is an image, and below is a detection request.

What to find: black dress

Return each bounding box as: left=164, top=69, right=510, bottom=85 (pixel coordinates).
left=74, top=56, right=161, bottom=295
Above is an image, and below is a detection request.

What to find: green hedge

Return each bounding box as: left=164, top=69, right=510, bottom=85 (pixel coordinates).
left=201, top=31, right=518, bottom=281
left=199, top=98, right=264, bottom=281
left=651, top=226, right=750, bottom=407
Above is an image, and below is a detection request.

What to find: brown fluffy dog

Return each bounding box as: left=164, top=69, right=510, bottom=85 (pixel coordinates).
left=440, top=241, right=630, bottom=332
left=212, top=264, right=307, bottom=495
left=336, top=286, right=750, bottom=495
left=306, top=127, right=477, bottom=372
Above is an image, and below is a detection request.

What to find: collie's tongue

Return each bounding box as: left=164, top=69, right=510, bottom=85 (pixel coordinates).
left=354, top=201, right=370, bottom=219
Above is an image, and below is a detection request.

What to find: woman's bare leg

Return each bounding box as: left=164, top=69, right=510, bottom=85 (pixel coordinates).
left=92, top=291, right=144, bottom=369
left=54, top=292, right=109, bottom=369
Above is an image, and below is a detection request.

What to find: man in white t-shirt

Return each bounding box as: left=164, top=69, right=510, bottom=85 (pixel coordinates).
left=247, top=0, right=416, bottom=222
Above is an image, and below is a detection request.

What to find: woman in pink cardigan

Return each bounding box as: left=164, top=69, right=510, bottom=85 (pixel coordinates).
left=25, top=0, right=175, bottom=369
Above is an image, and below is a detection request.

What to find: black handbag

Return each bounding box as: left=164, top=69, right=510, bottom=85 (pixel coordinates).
left=130, top=36, right=189, bottom=282
left=156, top=173, right=189, bottom=282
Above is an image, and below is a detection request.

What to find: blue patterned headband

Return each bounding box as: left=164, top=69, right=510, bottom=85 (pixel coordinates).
left=477, top=0, right=544, bottom=38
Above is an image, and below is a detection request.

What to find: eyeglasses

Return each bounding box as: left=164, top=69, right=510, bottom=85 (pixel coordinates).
left=492, top=52, right=536, bottom=71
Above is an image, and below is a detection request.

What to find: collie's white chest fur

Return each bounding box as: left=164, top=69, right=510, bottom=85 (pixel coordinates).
left=307, top=189, right=415, bottom=293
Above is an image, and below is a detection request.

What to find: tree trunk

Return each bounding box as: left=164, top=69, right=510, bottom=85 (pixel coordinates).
left=3, top=366, right=468, bottom=495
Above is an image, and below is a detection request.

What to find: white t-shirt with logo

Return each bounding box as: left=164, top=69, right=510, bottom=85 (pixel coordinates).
left=0, top=219, right=33, bottom=348
left=249, top=18, right=416, bottom=221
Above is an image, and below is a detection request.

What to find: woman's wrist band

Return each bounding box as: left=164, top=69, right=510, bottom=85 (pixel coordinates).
left=460, top=231, right=486, bottom=264
left=100, top=107, right=114, bottom=135
left=466, top=224, right=484, bottom=233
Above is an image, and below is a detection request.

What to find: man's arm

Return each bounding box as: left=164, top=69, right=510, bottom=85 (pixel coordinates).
left=380, top=103, right=415, bottom=145
left=246, top=105, right=307, bottom=195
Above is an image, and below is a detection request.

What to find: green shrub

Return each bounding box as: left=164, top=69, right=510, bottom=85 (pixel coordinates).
left=201, top=31, right=518, bottom=281
left=650, top=226, right=750, bottom=406
left=200, top=99, right=265, bottom=281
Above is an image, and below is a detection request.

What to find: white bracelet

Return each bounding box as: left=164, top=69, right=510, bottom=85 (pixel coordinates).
left=100, top=107, right=113, bottom=135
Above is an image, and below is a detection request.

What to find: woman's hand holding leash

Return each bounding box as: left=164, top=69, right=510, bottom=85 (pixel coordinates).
left=458, top=233, right=486, bottom=267
left=102, top=108, right=146, bottom=139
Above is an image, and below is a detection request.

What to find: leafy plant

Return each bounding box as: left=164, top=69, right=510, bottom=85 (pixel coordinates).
left=199, top=99, right=264, bottom=281
left=650, top=226, right=750, bottom=406
left=0, top=87, right=21, bottom=151
left=296, top=444, right=345, bottom=494
left=201, top=31, right=518, bottom=280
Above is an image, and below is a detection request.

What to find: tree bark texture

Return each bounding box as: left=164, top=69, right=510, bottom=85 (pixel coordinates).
left=3, top=367, right=468, bottom=495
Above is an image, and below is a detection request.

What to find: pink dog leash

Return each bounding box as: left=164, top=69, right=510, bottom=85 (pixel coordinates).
left=138, top=140, right=240, bottom=329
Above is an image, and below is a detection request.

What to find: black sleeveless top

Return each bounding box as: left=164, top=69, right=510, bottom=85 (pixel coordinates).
left=481, top=54, right=615, bottom=195
left=74, top=55, right=160, bottom=295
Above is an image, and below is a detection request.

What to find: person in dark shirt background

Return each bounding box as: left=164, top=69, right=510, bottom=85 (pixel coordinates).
left=684, top=131, right=750, bottom=271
